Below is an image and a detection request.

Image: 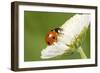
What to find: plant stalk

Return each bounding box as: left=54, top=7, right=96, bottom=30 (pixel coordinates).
left=77, top=46, right=87, bottom=59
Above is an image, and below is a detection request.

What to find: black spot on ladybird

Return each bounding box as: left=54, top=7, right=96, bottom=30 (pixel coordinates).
left=47, top=42, right=50, bottom=45
left=52, top=36, right=55, bottom=39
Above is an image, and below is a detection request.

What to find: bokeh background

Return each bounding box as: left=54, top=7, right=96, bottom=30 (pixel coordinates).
left=24, top=11, right=90, bottom=61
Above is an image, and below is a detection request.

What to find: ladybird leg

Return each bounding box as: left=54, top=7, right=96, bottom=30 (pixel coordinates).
left=57, top=32, right=64, bottom=39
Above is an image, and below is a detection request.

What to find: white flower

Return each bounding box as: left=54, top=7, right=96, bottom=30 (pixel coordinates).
left=41, top=14, right=90, bottom=59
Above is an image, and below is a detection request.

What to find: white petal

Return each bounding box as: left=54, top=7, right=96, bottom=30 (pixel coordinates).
left=60, top=14, right=90, bottom=44
left=41, top=42, right=69, bottom=59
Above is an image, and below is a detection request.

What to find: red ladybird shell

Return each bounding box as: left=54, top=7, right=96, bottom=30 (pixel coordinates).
left=45, top=31, right=57, bottom=45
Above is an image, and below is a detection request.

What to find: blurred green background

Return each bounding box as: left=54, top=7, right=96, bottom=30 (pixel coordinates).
left=24, top=11, right=90, bottom=62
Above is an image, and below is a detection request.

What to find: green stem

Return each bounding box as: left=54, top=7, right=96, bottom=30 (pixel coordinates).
left=77, top=46, right=87, bottom=59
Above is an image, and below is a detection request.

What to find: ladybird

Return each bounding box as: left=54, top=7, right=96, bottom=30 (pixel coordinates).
left=45, top=28, right=63, bottom=45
